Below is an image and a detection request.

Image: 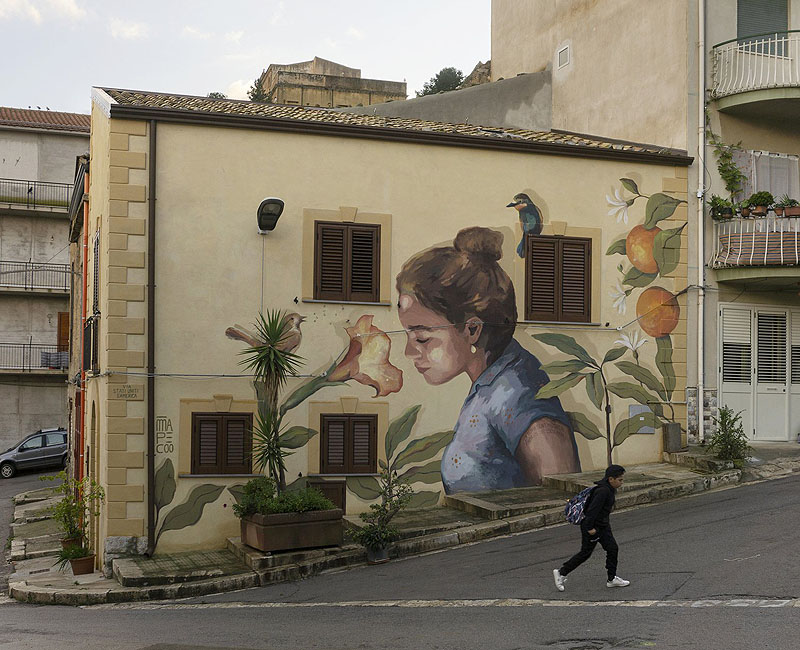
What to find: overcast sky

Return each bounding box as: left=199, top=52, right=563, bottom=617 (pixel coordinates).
left=1, top=0, right=491, bottom=115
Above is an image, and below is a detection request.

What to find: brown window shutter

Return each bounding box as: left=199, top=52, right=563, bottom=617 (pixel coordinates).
left=223, top=415, right=252, bottom=474
left=315, top=223, right=347, bottom=300
left=526, top=236, right=558, bottom=321
left=350, top=415, right=377, bottom=474
left=560, top=238, right=591, bottom=322
left=57, top=312, right=69, bottom=352
left=193, top=415, right=222, bottom=474
left=321, top=415, right=347, bottom=473
left=348, top=225, right=380, bottom=302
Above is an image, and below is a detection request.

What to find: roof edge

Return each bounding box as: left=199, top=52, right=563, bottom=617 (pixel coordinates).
left=91, top=88, right=117, bottom=119
left=107, top=103, right=693, bottom=166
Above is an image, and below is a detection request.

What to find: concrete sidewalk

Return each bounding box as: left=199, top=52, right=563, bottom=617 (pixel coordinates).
left=6, top=442, right=800, bottom=606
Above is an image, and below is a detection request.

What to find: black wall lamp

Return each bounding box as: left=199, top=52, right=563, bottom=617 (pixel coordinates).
left=257, top=197, right=285, bottom=234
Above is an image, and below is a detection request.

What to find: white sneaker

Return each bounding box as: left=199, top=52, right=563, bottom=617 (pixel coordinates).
left=553, top=569, right=566, bottom=591
left=606, top=576, right=630, bottom=588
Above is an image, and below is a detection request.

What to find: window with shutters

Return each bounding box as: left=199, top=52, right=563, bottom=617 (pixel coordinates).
left=320, top=413, right=377, bottom=474
left=191, top=412, right=253, bottom=475
left=737, top=0, right=788, bottom=54
left=525, top=235, right=591, bottom=323
left=92, top=231, right=100, bottom=315
left=314, top=222, right=380, bottom=302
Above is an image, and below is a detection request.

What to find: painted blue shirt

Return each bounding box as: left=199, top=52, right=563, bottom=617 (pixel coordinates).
left=441, top=339, right=573, bottom=494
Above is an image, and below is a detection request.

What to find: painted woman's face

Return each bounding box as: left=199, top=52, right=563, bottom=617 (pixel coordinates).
left=398, top=294, right=471, bottom=385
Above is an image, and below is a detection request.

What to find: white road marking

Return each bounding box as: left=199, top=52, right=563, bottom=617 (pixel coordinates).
left=87, top=597, right=800, bottom=611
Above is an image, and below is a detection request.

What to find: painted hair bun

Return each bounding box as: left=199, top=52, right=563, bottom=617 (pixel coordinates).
left=453, top=227, right=503, bottom=262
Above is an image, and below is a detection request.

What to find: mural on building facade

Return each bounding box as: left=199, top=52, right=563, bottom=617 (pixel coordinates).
left=533, top=179, right=685, bottom=465
left=507, top=192, right=543, bottom=257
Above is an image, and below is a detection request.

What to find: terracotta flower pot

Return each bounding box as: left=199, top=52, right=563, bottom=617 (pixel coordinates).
left=741, top=208, right=751, bottom=217
left=751, top=205, right=768, bottom=216
left=785, top=206, right=800, bottom=217
left=240, top=509, right=343, bottom=553
left=773, top=207, right=784, bottom=216
left=69, top=554, right=95, bottom=575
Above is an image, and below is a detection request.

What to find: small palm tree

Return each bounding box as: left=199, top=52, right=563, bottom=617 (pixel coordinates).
left=238, top=310, right=303, bottom=492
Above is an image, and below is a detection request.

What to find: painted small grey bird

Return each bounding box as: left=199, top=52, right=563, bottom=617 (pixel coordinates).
left=225, top=312, right=305, bottom=353
left=507, top=193, right=543, bottom=257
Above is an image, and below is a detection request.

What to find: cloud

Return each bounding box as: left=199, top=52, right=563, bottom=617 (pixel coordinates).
left=226, top=79, right=250, bottom=100
left=0, top=0, right=42, bottom=23
left=346, top=26, right=364, bottom=40
left=48, top=0, right=85, bottom=19
left=182, top=25, right=211, bottom=39
left=270, top=1, right=285, bottom=26
left=109, top=17, right=148, bottom=40
left=224, top=30, right=243, bottom=43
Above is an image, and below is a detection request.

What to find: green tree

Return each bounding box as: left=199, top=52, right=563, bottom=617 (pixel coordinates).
left=207, top=92, right=227, bottom=99
left=416, top=67, right=464, bottom=97
left=248, top=76, right=270, bottom=102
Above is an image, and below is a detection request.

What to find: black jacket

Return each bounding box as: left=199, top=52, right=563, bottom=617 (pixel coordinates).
left=583, top=478, right=616, bottom=530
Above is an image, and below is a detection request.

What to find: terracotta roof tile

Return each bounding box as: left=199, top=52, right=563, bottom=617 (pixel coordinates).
left=0, top=107, right=90, bottom=133
left=100, top=88, right=688, bottom=161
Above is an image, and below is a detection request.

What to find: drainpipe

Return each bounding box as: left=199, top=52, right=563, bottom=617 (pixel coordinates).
left=146, top=120, right=157, bottom=555
left=696, top=0, right=706, bottom=442
left=79, top=166, right=89, bottom=479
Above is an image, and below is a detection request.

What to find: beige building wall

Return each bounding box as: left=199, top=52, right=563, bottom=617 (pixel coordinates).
left=491, top=0, right=690, bottom=149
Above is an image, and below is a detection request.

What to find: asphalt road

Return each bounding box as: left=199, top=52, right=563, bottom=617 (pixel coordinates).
left=1, top=475, right=799, bottom=650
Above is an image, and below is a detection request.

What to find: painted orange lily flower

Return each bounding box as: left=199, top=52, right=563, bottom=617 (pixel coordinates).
left=329, top=315, right=403, bottom=397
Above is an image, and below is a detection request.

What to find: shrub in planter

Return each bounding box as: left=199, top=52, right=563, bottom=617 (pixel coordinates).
left=708, top=406, right=752, bottom=466
left=54, top=544, right=95, bottom=575
left=775, top=194, right=800, bottom=217
left=42, top=471, right=105, bottom=547
left=748, top=191, right=775, bottom=215
left=708, top=194, right=733, bottom=219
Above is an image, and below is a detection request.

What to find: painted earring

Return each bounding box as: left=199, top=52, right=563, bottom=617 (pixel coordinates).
left=470, top=344, right=477, bottom=354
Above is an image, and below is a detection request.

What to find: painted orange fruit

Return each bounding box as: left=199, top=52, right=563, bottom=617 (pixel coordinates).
left=636, top=287, right=680, bottom=338
left=626, top=225, right=660, bottom=274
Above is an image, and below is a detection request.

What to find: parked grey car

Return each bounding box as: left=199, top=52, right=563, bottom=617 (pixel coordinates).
left=0, top=428, right=68, bottom=478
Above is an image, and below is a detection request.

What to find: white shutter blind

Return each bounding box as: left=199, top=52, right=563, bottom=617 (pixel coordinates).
left=757, top=312, right=787, bottom=383
left=722, top=308, right=752, bottom=384
left=752, top=152, right=800, bottom=201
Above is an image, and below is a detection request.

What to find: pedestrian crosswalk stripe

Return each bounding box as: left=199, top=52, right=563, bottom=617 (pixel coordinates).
left=88, top=597, right=800, bottom=610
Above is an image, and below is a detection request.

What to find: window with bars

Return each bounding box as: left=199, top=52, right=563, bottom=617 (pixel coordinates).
left=191, top=413, right=253, bottom=475
left=525, top=235, right=591, bottom=323
left=320, top=413, right=377, bottom=474
left=314, top=222, right=380, bottom=302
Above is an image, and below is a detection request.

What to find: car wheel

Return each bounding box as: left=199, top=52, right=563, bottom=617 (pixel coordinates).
left=0, top=462, right=16, bottom=479
left=60, top=454, right=68, bottom=469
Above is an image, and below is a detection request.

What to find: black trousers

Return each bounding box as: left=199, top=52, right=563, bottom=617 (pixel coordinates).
left=560, top=523, right=618, bottom=581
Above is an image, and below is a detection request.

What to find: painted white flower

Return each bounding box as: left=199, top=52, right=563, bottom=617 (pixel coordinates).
left=609, top=282, right=629, bottom=315
left=615, top=330, right=648, bottom=352
left=606, top=188, right=631, bottom=224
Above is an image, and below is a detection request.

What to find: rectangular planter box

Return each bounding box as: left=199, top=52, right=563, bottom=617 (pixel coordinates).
left=241, top=509, right=344, bottom=553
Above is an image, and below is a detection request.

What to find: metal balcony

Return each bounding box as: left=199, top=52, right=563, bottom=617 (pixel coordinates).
left=0, top=342, right=68, bottom=371
left=0, top=260, right=70, bottom=292
left=711, top=31, right=800, bottom=112
left=0, top=178, right=72, bottom=210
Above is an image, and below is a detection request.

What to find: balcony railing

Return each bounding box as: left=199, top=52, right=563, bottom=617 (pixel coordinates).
left=711, top=30, right=800, bottom=98
left=0, top=178, right=72, bottom=209
left=0, top=260, right=70, bottom=291
left=711, top=215, right=800, bottom=268
left=0, top=342, right=68, bottom=371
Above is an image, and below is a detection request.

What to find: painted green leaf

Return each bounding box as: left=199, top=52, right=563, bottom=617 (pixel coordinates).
left=615, top=361, right=667, bottom=401
left=567, top=411, right=604, bottom=440
left=643, top=193, right=682, bottom=229
left=653, top=224, right=686, bottom=276
left=407, top=490, right=441, bottom=509
left=602, top=347, right=627, bottom=364
left=399, top=460, right=442, bottom=485
left=606, top=239, right=627, bottom=256
left=533, top=333, right=595, bottom=365
left=535, top=372, right=585, bottom=399
left=606, top=382, right=665, bottom=418
left=279, top=426, right=318, bottom=449
left=157, top=484, right=225, bottom=537
left=378, top=459, right=388, bottom=470
left=656, top=335, right=676, bottom=399
left=279, top=362, right=348, bottom=415
left=620, top=178, right=640, bottom=195
left=227, top=484, right=246, bottom=505
left=613, top=411, right=661, bottom=446
left=346, top=475, right=381, bottom=501
left=540, top=359, right=589, bottom=375
left=385, top=404, right=421, bottom=463
left=393, top=430, right=455, bottom=470
left=622, top=266, right=658, bottom=288
left=154, top=458, right=176, bottom=511
left=585, top=371, right=604, bottom=409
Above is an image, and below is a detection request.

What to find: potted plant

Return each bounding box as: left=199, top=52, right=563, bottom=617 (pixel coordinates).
left=737, top=199, right=751, bottom=217
left=42, top=471, right=105, bottom=574
left=707, top=194, right=733, bottom=220
left=748, top=191, right=775, bottom=216
left=233, top=476, right=343, bottom=552
left=348, top=469, right=413, bottom=564
left=775, top=194, right=800, bottom=217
